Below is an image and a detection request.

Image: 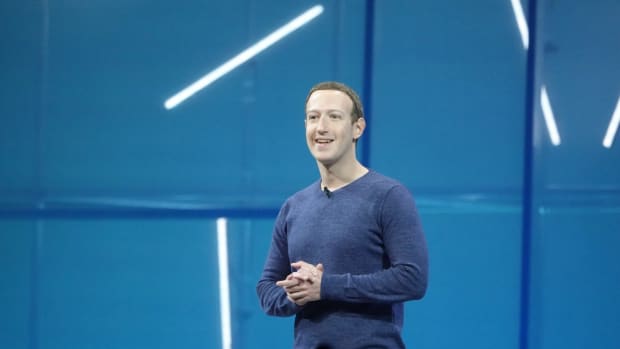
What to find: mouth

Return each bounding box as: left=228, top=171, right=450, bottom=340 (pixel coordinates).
left=315, top=138, right=334, bottom=144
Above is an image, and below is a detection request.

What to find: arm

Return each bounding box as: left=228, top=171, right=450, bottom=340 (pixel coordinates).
left=256, top=207, right=304, bottom=317
left=321, top=185, right=429, bottom=303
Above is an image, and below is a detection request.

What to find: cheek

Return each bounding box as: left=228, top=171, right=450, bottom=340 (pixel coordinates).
left=305, top=127, right=313, bottom=141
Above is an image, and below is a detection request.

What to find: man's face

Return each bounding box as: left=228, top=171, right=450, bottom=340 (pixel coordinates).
left=305, top=89, right=363, bottom=167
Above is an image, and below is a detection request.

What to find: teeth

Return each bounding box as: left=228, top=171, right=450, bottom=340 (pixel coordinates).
left=316, top=139, right=332, bottom=143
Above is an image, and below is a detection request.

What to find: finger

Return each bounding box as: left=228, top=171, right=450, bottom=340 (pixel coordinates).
left=292, top=271, right=312, bottom=282
left=288, top=294, right=305, bottom=306
left=290, top=261, right=308, bottom=270
left=284, top=282, right=311, bottom=293
left=316, top=263, right=324, bottom=272
left=288, top=290, right=307, bottom=301
left=276, top=279, right=299, bottom=287
left=296, top=264, right=318, bottom=275
left=283, top=285, right=301, bottom=293
left=276, top=280, right=289, bottom=287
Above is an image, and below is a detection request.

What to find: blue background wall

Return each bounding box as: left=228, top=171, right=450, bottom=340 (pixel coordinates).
left=1, top=0, right=619, bottom=348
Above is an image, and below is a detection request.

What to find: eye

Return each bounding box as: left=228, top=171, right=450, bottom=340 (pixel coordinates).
left=307, top=114, right=318, bottom=120
left=329, top=113, right=341, bottom=119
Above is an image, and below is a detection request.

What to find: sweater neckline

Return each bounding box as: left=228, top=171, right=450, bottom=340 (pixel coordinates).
left=317, top=169, right=374, bottom=195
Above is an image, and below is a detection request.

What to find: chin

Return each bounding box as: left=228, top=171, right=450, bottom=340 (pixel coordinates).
left=315, top=157, right=337, bottom=167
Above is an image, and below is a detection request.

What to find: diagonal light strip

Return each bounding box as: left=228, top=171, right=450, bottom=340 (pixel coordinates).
left=540, top=85, right=561, bottom=146
left=602, top=96, right=620, bottom=148
left=217, top=217, right=232, bottom=349
left=510, top=0, right=529, bottom=50
left=164, top=5, right=324, bottom=110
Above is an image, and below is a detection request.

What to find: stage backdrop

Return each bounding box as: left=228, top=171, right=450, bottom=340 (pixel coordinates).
left=1, top=1, right=619, bottom=349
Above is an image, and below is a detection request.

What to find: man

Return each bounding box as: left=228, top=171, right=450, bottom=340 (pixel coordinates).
left=256, top=81, right=428, bottom=348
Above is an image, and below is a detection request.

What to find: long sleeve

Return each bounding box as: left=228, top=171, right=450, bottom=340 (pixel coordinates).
left=320, top=185, right=428, bottom=303
left=256, top=206, right=303, bottom=317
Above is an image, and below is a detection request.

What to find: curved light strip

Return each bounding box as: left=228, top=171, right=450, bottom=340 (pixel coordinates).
left=602, top=96, right=620, bottom=148
left=510, top=0, right=529, bottom=50
left=165, top=5, right=324, bottom=110
left=540, top=85, right=561, bottom=146
left=217, top=218, right=231, bottom=349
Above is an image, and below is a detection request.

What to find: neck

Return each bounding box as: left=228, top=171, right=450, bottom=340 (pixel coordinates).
left=317, top=158, right=368, bottom=190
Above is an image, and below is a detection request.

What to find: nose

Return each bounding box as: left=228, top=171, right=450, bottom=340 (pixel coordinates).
left=316, top=114, right=328, bottom=133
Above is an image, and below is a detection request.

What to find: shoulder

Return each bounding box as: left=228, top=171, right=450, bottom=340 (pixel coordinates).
left=360, top=171, right=419, bottom=211
left=364, top=172, right=421, bottom=228
left=361, top=170, right=409, bottom=194
left=365, top=170, right=402, bottom=186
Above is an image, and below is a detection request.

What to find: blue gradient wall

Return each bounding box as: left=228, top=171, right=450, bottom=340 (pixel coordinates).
left=1, top=1, right=618, bottom=349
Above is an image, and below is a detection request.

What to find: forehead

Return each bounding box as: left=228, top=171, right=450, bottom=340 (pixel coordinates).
left=306, top=89, right=353, bottom=113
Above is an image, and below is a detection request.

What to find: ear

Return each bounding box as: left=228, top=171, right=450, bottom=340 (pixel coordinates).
left=353, top=117, right=366, bottom=140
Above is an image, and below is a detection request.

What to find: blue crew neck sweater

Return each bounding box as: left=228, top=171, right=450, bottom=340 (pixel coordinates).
left=257, top=170, right=428, bottom=348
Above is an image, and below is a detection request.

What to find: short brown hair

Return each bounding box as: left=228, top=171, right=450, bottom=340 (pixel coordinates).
left=305, top=81, right=364, bottom=123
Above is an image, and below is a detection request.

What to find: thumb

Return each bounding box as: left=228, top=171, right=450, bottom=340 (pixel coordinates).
left=316, top=263, right=324, bottom=272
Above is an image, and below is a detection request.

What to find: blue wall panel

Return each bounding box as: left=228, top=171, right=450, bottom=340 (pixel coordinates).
left=534, top=0, right=620, bottom=187
left=529, top=210, right=620, bottom=349
left=371, top=0, right=527, bottom=191
left=0, top=221, right=33, bottom=349
left=0, top=1, right=41, bottom=200
left=41, top=1, right=252, bottom=197
left=36, top=220, right=221, bottom=349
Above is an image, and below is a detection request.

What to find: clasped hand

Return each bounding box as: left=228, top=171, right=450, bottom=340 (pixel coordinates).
left=276, top=261, right=324, bottom=306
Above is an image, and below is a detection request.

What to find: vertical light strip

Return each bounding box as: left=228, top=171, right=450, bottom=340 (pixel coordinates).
left=164, top=5, right=324, bottom=109
left=540, top=85, right=561, bottom=146
left=602, top=97, right=620, bottom=148
left=217, top=217, right=232, bottom=349
left=510, top=0, right=529, bottom=50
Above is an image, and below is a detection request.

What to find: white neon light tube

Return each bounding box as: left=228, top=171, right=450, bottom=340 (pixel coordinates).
left=510, top=0, right=529, bottom=50
left=602, top=97, right=620, bottom=148
left=165, top=5, right=324, bottom=109
left=217, top=217, right=231, bottom=349
left=540, top=85, right=561, bottom=146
